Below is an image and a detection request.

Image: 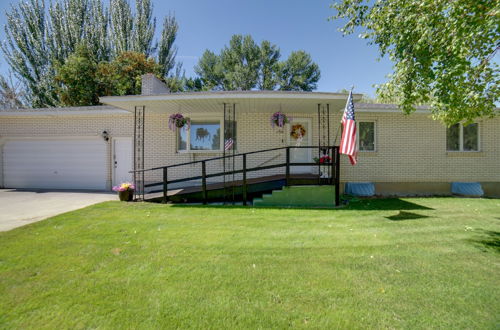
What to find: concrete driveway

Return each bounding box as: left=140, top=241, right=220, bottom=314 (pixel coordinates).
left=0, top=189, right=116, bottom=232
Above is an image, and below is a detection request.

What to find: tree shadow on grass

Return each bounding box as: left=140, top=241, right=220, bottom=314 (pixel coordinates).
left=167, top=198, right=434, bottom=211
left=345, top=198, right=434, bottom=211
left=385, top=211, right=430, bottom=221
left=470, top=230, right=500, bottom=253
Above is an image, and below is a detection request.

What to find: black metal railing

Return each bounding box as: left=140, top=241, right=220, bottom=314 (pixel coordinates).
left=132, top=146, right=341, bottom=206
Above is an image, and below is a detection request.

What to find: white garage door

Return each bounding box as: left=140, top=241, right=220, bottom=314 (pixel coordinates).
left=3, top=139, right=107, bottom=190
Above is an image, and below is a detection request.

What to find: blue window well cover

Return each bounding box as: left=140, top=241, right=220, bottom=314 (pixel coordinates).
left=344, top=182, right=375, bottom=197
left=451, top=182, right=484, bottom=197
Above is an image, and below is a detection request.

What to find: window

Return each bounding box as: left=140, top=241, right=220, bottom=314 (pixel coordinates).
left=446, top=123, right=479, bottom=151
left=358, top=121, right=375, bottom=151
left=178, top=120, right=222, bottom=152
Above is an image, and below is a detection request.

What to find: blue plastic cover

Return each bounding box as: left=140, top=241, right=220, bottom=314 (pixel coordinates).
left=451, top=182, right=484, bottom=196
left=345, top=182, right=375, bottom=197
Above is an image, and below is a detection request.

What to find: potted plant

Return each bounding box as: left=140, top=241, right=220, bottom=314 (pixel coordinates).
left=113, top=182, right=135, bottom=201
left=314, top=152, right=333, bottom=178
left=168, top=113, right=190, bottom=131
left=270, top=111, right=291, bottom=128
left=313, top=155, right=332, bottom=164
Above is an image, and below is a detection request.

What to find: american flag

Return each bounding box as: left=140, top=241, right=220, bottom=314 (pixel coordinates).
left=224, top=138, right=234, bottom=151
left=340, top=90, right=357, bottom=165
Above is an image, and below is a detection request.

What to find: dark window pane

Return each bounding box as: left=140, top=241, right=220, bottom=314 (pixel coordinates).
left=359, top=122, right=375, bottom=151
left=190, top=121, right=220, bottom=150
left=446, top=124, right=460, bottom=151
left=463, top=123, right=478, bottom=151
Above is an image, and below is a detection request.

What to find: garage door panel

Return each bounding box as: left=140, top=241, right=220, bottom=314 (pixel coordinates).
left=4, top=140, right=107, bottom=190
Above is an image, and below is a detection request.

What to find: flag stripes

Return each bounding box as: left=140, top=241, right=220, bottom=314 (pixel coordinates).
left=339, top=90, right=358, bottom=165
left=224, top=138, right=234, bottom=151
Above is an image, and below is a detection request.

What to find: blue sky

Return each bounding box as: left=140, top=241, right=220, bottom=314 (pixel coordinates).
left=0, top=0, right=394, bottom=97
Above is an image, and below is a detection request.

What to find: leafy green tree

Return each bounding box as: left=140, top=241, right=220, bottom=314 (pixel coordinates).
left=195, top=50, right=224, bottom=90
left=49, top=0, right=110, bottom=64
left=258, top=40, right=281, bottom=90
left=56, top=47, right=164, bottom=105
left=195, top=35, right=321, bottom=91
left=220, top=35, right=261, bottom=90
left=55, top=45, right=100, bottom=106
left=2, top=0, right=179, bottom=108
left=2, top=0, right=56, bottom=107
left=330, top=0, right=499, bottom=124
left=131, top=0, right=156, bottom=56
left=278, top=51, right=321, bottom=91
left=110, top=0, right=133, bottom=55
left=98, top=51, right=162, bottom=96
left=158, top=14, right=178, bottom=78
left=0, top=72, right=25, bottom=109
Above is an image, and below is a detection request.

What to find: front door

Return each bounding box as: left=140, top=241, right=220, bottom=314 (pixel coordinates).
left=113, top=137, right=133, bottom=186
left=288, top=118, right=312, bottom=173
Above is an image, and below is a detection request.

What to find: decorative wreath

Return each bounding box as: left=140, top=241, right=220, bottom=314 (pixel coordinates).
left=290, top=124, right=306, bottom=140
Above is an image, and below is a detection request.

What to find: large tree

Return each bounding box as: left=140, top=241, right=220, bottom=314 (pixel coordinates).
left=278, top=51, right=321, bottom=91
left=55, top=46, right=163, bottom=106
left=2, top=0, right=179, bottom=108
left=195, top=35, right=321, bottom=91
left=0, top=73, right=25, bottom=110
left=98, top=51, right=162, bottom=96
left=55, top=45, right=100, bottom=106
left=330, top=0, right=499, bottom=125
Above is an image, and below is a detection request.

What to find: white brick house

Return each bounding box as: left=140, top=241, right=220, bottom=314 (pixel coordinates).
left=0, top=74, right=498, bottom=197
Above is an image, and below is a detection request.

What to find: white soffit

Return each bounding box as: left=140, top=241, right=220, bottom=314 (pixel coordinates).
left=99, top=91, right=363, bottom=113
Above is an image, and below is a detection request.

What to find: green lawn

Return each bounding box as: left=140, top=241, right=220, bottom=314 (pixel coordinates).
left=0, top=198, right=499, bottom=329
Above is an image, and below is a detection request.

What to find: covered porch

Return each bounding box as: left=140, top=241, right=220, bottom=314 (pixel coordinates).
left=100, top=89, right=361, bottom=205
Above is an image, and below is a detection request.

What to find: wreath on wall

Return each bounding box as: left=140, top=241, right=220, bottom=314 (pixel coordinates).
left=290, top=124, right=306, bottom=140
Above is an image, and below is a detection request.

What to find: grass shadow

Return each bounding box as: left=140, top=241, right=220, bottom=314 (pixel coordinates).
left=164, top=198, right=434, bottom=211
left=345, top=198, right=434, bottom=211
left=168, top=203, right=339, bottom=211
left=385, top=211, right=430, bottom=221
left=470, top=230, right=500, bottom=253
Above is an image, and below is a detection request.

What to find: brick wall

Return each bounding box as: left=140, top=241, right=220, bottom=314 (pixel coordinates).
left=0, top=113, right=133, bottom=189
left=1, top=107, right=499, bottom=193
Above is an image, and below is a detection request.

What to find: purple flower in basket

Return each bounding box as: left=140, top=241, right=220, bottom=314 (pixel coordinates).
left=270, top=111, right=291, bottom=128
left=169, top=113, right=191, bottom=131
left=112, top=182, right=135, bottom=192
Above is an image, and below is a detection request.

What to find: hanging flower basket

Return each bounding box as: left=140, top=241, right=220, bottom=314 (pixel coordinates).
left=168, top=113, right=190, bottom=131
left=270, top=111, right=291, bottom=128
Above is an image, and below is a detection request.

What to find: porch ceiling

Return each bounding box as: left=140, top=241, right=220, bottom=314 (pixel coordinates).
left=99, top=91, right=362, bottom=114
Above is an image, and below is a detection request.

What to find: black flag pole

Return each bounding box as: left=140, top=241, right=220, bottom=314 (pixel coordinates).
left=333, top=85, right=354, bottom=146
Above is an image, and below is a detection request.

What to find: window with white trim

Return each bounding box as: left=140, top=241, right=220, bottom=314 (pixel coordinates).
left=446, top=123, right=479, bottom=151
left=358, top=121, right=375, bottom=151
left=178, top=119, right=222, bottom=152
